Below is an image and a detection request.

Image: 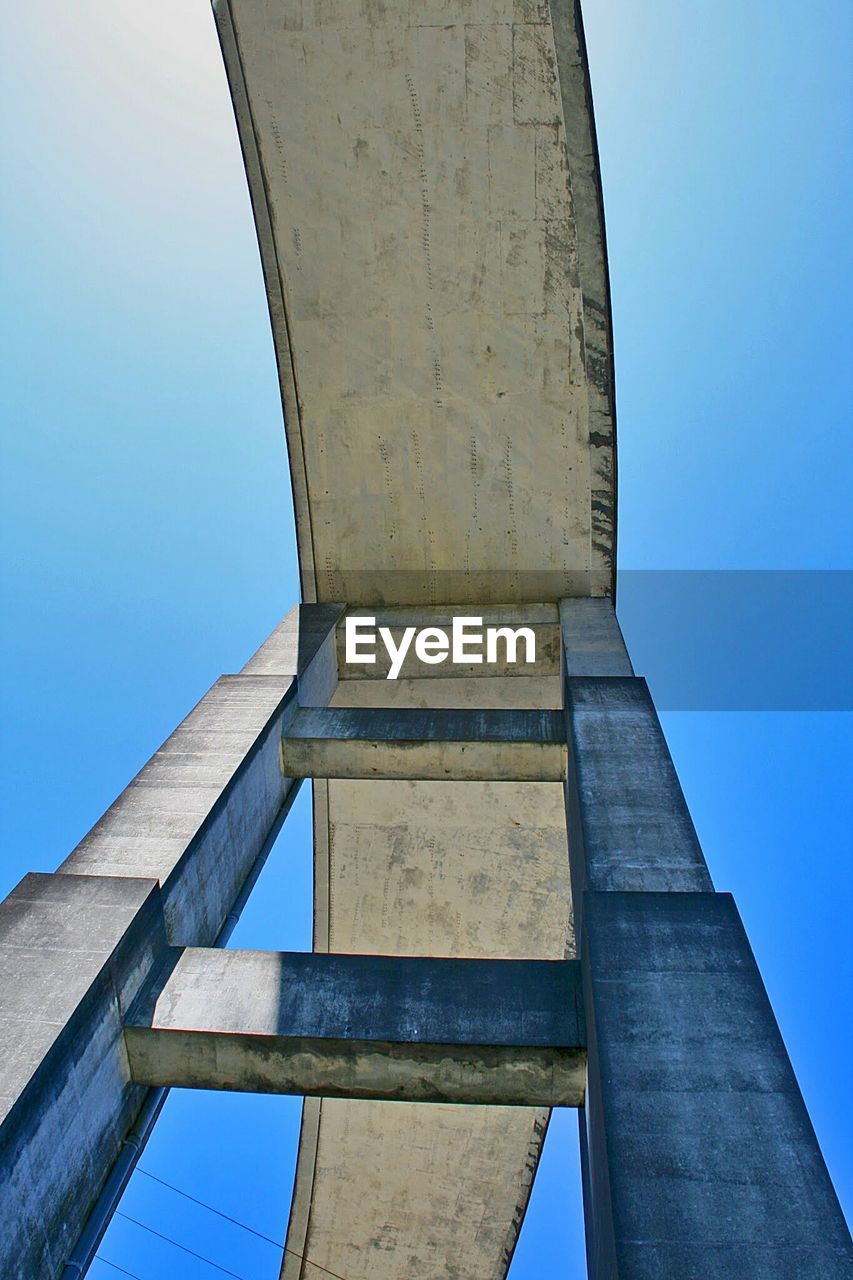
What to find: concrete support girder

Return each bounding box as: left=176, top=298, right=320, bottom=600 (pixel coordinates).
left=125, top=949, right=586, bottom=1107
left=281, top=705, right=567, bottom=780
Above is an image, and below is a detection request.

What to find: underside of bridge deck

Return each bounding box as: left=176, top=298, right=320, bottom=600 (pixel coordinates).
left=212, top=1, right=617, bottom=1274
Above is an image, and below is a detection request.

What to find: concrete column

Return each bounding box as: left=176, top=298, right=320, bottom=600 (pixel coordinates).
left=0, top=873, right=167, bottom=1280
left=0, top=604, right=341, bottom=1280
left=560, top=599, right=852, bottom=1279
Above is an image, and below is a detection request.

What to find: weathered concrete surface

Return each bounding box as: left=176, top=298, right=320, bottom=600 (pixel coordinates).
left=125, top=949, right=586, bottom=1106
left=288, top=768, right=571, bottom=1280
left=214, top=0, right=616, bottom=605
left=564, top=676, right=713, bottom=930
left=334, top=601, right=563, bottom=707
left=560, top=597, right=633, bottom=676
left=0, top=873, right=166, bottom=1280
left=212, top=0, right=620, bottom=1260
left=282, top=705, right=566, bottom=779
left=560, top=640, right=852, bottom=1279
left=0, top=606, right=340, bottom=1278
left=277, top=606, right=600, bottom=1279
left=581, top=891, right=853, bottom=1280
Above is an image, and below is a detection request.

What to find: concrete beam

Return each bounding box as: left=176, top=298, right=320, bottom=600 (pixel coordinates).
left=559, top=637, right=852, bottom=1277
left=581, top=891, right=853, bottom=1279
left=125, top=949, right=586, bottom=1107
left=281, top=707, right=567, bottom=781
left=213, top=0, right=616, bottom=607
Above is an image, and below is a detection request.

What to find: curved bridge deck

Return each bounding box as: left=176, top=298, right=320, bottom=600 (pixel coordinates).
left=213, top=2, right=615, bottom=1275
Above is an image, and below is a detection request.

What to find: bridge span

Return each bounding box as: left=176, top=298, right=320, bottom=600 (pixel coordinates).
left=214, top=3, right=614, bottom=1275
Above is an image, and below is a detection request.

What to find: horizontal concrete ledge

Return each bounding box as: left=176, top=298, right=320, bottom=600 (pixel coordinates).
left=281, top=707, right=567, bottom=781
left=125, top=949, right=586, bottom=1107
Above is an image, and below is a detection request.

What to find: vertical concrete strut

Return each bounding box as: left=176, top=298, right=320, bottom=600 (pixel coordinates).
left=561, top=603, right=853, bottom=1279
left=0, top=606, right=341, bottom=1279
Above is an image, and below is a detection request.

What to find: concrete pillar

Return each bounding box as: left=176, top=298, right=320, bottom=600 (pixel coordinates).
left=0, top=605, right=341, bottom=1280
left=0, top=873, right=167, bottom=1280
left=560, top=600, right=853, bottom=1278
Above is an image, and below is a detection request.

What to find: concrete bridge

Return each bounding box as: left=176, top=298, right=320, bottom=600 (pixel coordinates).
left=0, top=4, right=850, bottom=1279
left=216, top=6, right=614, bottom=1273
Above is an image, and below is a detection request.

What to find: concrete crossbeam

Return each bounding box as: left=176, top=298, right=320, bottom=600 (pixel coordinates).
left=336, top=605, right=562, bottom=681
left=281, top=706, right=567, bottom=781
left=581, top=891, right=853, bottom=1279
left=125, top=949, right=586, bottom=1107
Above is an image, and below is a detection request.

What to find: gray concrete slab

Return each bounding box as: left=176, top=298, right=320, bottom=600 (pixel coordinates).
left=581, top=891, right=853, bottom=1280
left=337, top=604, right=562, bottom=681
left=125, top=949, right=586, bottom=1106
left=213, top=0, right=616, bottom=606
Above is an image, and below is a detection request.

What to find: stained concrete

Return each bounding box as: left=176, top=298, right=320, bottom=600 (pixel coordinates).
left=125, top=949, right=586, bottom=1106
left=560, top=607, right=852, bottom=1277
left=0, top=605, right=340, bottom=1278
left=560, top=597, right=634, bottom=676
left=213, top=0, right=616, bottom=605
left=209, top=1, right=620, bottom=1260
left=564, top=675, right=713, bottom=931
left=291, top=775, right=571, bottom=1279
left=281, top=705, right=567, bottom=779
left=0, top=873, right=166, bottom=1280
left=337, top=604, right=563, bottom=681
left=581, top=891, right=853, bottom=1280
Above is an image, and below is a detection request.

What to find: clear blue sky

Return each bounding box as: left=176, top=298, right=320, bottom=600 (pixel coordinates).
left=1, top=2, right=850, bottom=1277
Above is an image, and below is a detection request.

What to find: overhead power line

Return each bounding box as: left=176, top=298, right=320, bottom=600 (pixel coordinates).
left=137, top=1167, right=283, bottom=1249
left=133, top=1166, right=351, bottom=1280
left=116, top=1211, right=252, bottom=1280
left=105, top=1167, right=351, bottom=1280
